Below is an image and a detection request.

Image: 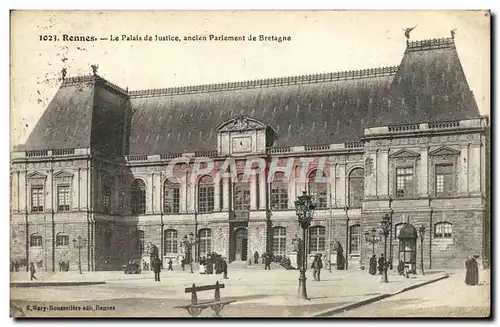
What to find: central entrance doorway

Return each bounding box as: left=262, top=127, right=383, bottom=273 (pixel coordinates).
left=234, top=228, right=248, bottom=262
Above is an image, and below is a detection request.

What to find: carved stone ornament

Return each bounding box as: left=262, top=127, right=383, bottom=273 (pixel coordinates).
left=365, top=157, right=373, bottom=176
left=216, top=115, right=266, bottom=132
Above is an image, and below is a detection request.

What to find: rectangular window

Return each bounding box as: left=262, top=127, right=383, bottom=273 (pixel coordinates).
left=349, top=225, right=360, bottom=254
left=31, top=186, right=44, bottom=212
left=164, top=187, right=180, bottom=213
left=57, top=185, right=70, bottom=212
left=435, top=164, right=454, bottom=196
left=56, top=235, right=69, bottom=246
left=309, top=227, right=326, bottom=252
left=164, top=230, right=178, bottom=253
left=396, top=167, right=414, bottom=198
left=198, top=186, right=214, bottom=213
left=271, top=183, right=288, bottom=210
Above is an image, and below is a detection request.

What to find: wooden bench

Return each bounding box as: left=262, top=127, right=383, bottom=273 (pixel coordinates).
left=175, top=281, right=235, bottom=317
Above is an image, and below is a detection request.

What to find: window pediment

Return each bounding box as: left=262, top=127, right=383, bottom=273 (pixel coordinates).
left=429, top=146, right=460, bottom=157
left=27, top=171, right=47, bottom=181
left=216, top=115, right=266, bottom=132
left=53, top=170, right=74, bottom=180
left=389, top=149, right=421, bottom=159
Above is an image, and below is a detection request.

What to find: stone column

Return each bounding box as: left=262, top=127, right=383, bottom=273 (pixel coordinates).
left=377, top=150, right=389, bottom=198
left=18, top=170, right=26, bottom=213
left=214, top=177, right=221, bottom=211
left=259, top=171, right=267, bottom=210
left=336, top=163, right=346, bottom=207
left=365, top=151, right=377, bottom=197
left=419, top=147, right=428, bottom=197
left=153, top=173, right=161, bottom=213
left=222, top=177, right=230, bottom=211
left=289, top=167, right=297, bottom=208
left=469, top=144, right=481, bottom=195
left=147, top=173, right=154, bottom=214
left=72, top=169, right=79, bottom=210
left=328, top=164, right=336, bottom=207
left=11, top=170, right=19, bottom=212
left=46, top=169, right=53, bottom=212
left=80, top=169, right=88, bottom=210
left=250, top=174, right=257, bottom=210
left=459, top=144, right=469, bottom=194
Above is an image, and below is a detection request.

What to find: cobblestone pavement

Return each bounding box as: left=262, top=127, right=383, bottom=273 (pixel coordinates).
left=10, top=265, right=457, bottom=317
left=331, top=270, right=490, bottom=318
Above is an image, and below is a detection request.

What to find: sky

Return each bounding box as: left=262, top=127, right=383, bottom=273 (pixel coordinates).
left=10, top=10, right=490, bottom=148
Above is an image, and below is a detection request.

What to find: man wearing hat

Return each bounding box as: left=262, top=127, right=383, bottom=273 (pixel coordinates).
left=465, top=254, right=479, bottom=286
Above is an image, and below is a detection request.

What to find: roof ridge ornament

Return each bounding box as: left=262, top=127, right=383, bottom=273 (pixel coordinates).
left=403, top=25, right=418, bottom=45
left=61, top=68, right=67, bottom=81
left=450, top=28, right=457, bottom=40
left=91, top=64, right=99, bottom=76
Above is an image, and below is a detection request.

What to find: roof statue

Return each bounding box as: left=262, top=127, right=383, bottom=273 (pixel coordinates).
left=450, top=28, right=457, bottom=40
left=91, top=64, right=99, bottom=76
left=61, top=68, right=67, bottom=80
left=403, top=25, right=418, bottom=45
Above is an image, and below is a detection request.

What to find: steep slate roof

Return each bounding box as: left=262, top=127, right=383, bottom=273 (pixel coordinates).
left=20, top=37, right=481, bottom=155
left=128, top=68, right=396, bottom=154
left=382, top=38, right=479, bottom=125
left=23, top=80, right=95, bottom=150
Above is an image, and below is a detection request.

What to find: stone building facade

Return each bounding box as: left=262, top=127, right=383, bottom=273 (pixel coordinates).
left=10, top=37, right=490, bottom=272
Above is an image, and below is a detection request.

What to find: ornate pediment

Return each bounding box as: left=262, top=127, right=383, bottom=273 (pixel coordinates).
left=53, top=170, right=74, bottom=179
left=216, top=115, right=266, bottom=132
left=389, top=149, right=421, bottom=159
left=27, top=171, right=47, bottom=180
left=429, top=146, right=460, bottom=157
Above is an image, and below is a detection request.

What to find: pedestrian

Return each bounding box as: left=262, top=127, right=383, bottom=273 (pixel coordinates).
left=254, top=251, right=259, bottom=264
left=377, top=254, right=385, bottom=275
left=465, top=255, right=479, bottom=286
left=222, top=257, right=229, bottom=279
left=312, top=254, right=323, bottom=281
left=167, top=258, right=173, bottom=271
left=29, top=262, right=37, bottom=281
left=264, top=253, right=272, bottom=270
left=397, top=260, right=405, bottom=276
left=369, top=255, right=377, bottom=275
left=181, top=258, right=185, bottom=271
left=14, top=260, right=19, bottom=272
left=152, top=256, right=162, bottom=282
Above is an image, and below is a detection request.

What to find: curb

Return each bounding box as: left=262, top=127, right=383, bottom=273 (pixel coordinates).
left=312, top=274, right=449, bottom=317
left=10, top=281, right=106, bottom=287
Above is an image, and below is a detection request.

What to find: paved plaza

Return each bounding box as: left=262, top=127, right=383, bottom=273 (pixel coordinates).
left=8, top=263, right=478, bottom=318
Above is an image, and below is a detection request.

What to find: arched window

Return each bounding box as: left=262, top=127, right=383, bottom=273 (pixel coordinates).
left=131, top=179, right=146, bottom=214
left=30, top=233, right=42, bottom=247
left=434, top=222, right=452, bottom=239
left=56, top=233, right=69, bottom=247
left=136, top=230, right=145, bottom=254
left=272, top=226, right=286, bottom=254
left=198, top=229, right=212, bottom=255
left=198, top=175, right=214, bottom=213
left=349, top=224, right=360, bottom=254
left=309, top=226, right=325, bottom=253
left=164, top=180, right=180, bottom=213
left=349, top=168, right=364, bottom=208
left=270, top=172, right=288, bottom=210
left=164, top=229, right=178, bottom=253
left=308, top=169, right=328, bottom=209
left=234, top=173, right=250, bottom=211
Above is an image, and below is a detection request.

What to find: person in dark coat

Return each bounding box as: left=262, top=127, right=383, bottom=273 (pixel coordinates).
left=377, top=254, right=385, bottom=275
left=167, top=258, right=173, bottom=271
left=312, top=254, right=323, bottom=281
left=152, top=257, right=162, bottom=282
left=221, top=257, right=229, bottom=279
left=264, top=253, right=272, bottom=270
left=29, top=262, right=37, bottom=281
left=254, top=251, right=259, bottom=264
left=369, top=255, right=377, bottom=275
left=465, top=255, right=479, bottom=286
left=397, top=260, right=405, bottom=276
left=180, top=258, right=185, bottom=271
left=336, top=241, right=345, bottom=270
left=14, top=261, right=19, bottom=272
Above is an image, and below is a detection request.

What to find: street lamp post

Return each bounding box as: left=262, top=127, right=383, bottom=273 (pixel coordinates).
left=380, top=213, right=391, bottom=283
left=72, top=236, right=87, bottom=275
left=294, top=191, right=316, bottom=300
left=418, top=225, right=426, bottom=275
left=364, top=228, right=380, bottom=255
